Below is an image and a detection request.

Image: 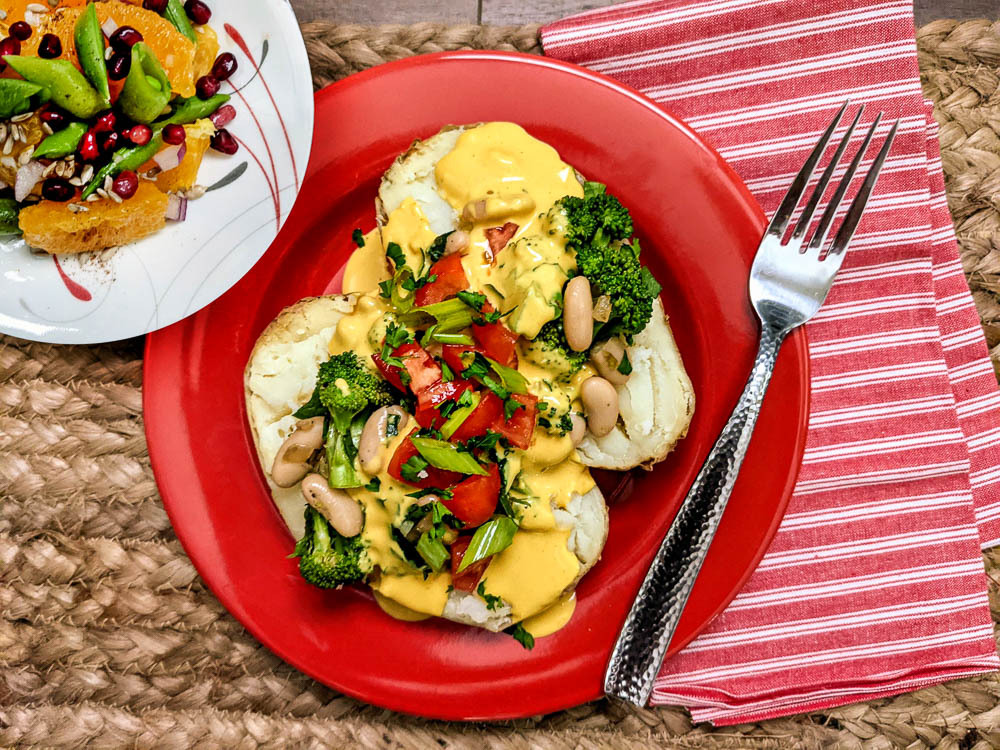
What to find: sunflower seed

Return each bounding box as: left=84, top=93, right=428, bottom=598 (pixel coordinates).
left=10, top=112, right=33, bottom=123
left=2, top=139, right=13, bottom=156
left=41, top=122, right=53, bottom=136
left=68, top=203, right=89, bottom=213
left=0, top=125, right=6, bottom=142
left=185, top=185, right=207, bottom=200
left=80, top=165, right=93, bottom=182
left=109, top=190, right=122, bottom=203
left=42, top=163, right=56, bottom=178
left=86, top=194, right=100, bottom=202
left=105, top=46, right=114, bottom=61
left=26, top=3, right=47, bottom=12
left=11, top=124, right=22, bottom=142
left=18, top=150, right=33, bottom=166
left=96, top=188, right=109, bottom=199
left=103, top=175, right=113, bottom=192
left=0, top=10, right=7, bottom=20
left=0, top=157, right=15, bottom=169
left=69, top=177, right=84, bottom=187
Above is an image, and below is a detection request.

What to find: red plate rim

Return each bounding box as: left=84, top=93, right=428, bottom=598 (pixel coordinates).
left=144, top=50, right=810, bottom=720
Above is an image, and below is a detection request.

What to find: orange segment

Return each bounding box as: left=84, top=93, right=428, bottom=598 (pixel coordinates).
left=22, top=1, right=198, bottom=98
left=0, top=113, right=46, bottom=189
left=1, top=0, right=87, bottom=26
left=142, top=118, right=216, bottom=193
left=19, top=181, right=169, bottom=254
left=193, top=23, right=220, bottom=80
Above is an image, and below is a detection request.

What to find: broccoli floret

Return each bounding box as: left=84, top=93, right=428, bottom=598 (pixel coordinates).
left=560, top=181, right=633, bottom=249
left=311, top=352, right=394, bottom=488
left=558, top=182, right=660, bottom=340
left=293, top=505, right=372, bottom=588
left=526, top=319, right=587, bottom=379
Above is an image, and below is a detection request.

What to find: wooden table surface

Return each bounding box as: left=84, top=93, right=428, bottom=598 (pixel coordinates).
left=291, top=0, right=996, bottom=27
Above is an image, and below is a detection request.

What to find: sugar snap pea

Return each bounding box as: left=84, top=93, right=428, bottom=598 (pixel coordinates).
left=118, top=43, right=172, bottom=124
left=33, top=121, right=88, bottom=160
left=0, top=198, right=21, bottom=237
left=73, top=2, right=111, bottom=108
left=161, top=93, right=230, bottom=125
left=164, top=0, right=197, bottom=42
left=81, top=93, right=230, bottom=198
left=0, top=78, right=43, bottom=119
left=2, top=56, right=103, bottom=119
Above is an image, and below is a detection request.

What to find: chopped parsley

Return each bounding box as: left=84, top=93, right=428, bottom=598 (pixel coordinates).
left=352, top=228, right=365, bottom=247
left=427, top=231, right=453, bottom=263
left=617, top=351, right=633, bottom=376
left=364, top=477, right=381, bottom=492
left=506, top=623, right=535, bottom=650
left=385, top=242, right=406, bottom=270
left=457, top=289, right=487, bottom=311
left=504, top=398, right=524, bottom=420
left=477, top=582, right=503, bottom=611
left=400, top=455, right=429, bottom=484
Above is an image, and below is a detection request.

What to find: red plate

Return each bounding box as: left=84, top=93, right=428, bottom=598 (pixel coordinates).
left=144, top=52, right=809, bottom=720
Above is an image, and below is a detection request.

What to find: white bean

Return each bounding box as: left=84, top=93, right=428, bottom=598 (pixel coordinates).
left=569, top=413, right=587, bottom=446
left=590, top=338, right=630, bottom=386
left=301, top=474, right=364, bottom=537
left=271, top=417, right=324, bottom=488
left=358, top=406, right=409, bottom=475
left=563, top=276, right=594, bottom=352
left=581, top=376, right=619, bottom=437
left=444, top=230, right=469, bottom=255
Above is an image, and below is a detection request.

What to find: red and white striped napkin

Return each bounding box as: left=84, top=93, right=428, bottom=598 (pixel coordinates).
left=543, top=0, right=1000, bottom=725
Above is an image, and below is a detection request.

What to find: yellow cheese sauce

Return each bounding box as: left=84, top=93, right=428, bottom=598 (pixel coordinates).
left=342, top=229, right=389, bottom=294
left=522, top=592, right=577, bottom=638
left=328, top=122, right=600, bottom=634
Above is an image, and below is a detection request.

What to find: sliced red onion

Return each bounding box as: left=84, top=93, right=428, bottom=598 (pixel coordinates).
left=153, top=142, right=186, bottom=172
left=166, top=193, right=188, bottom=222
left=101, top=17, right=118, bottom=37
left=14, top=160, right=46, bottom=202
left=209, top=104, right=236, bottom=129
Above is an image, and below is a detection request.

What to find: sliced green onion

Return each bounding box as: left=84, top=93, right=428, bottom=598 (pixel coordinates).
left=457, top=516, right=517, bottom=572
left=487, top=357, right=528, bottom=394
left=410, top=437, right=487, bottom=476
left=403, top=297, right=475, bottom=332
left=440, top=391, right=480, bottom=439
left=416, top=532, right=449, bottom=571
left=432, top=332, right=474, bottom=345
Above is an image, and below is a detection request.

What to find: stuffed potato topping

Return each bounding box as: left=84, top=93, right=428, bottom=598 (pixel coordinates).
left=245, top=123, right=694, bottom=644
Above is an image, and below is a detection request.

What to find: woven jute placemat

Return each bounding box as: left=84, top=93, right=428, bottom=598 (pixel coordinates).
left=3, top=19, right=1000, bottom=749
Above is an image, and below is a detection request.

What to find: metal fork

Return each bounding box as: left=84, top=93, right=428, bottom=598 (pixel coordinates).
left=604, top=102, right=900, bottom=707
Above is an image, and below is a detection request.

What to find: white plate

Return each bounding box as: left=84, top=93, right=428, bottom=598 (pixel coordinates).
left=0, top=0, right=313, bottom=344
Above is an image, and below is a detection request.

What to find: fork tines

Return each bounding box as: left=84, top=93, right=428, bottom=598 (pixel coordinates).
left=766, top=101, right=900, bottom=267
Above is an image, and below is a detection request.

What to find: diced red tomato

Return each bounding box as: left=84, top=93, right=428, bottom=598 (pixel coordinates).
left=472, top=321, right=519, bottom=368
left=371, top=352, right=406, bottom=392
left=450, top=535, right=491, bottom=592
left=415, top=253, right=468, bottom=306
left=493, top=393, right=538, bottom=450
left=414, top=378, right=474, bottom=429
left=485, top=222, right=518, bottom=261
left=387, top=437, right=463, bottom=489
left=444, top=462, right=501, bottom=527
left=395, top=342, right=441, bottom=393
left=450, top=390, right=503, bottom=443
left=441, top=344, right=481, bottom=376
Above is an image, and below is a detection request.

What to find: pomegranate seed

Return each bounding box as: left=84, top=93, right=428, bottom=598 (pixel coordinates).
left=210, top=52, right=237, bottom=81
left=126, top=124, right=152, bottom=146
left=110, top=26, right=143, bottom=51
left=162, top=123, right=186, bottom=145
left=184, top=0, right=212, bottom=25
left=208, top=104, right=236, bottom=129
left=0, top=37, right=22, bottom=66
left=100, top=131, right=120, bottom=153
left=112, top=170, right=139, bottom=199
left=93, top=111, right=117, bottom=133
left=142, top=0, right=169, bottom=11
left=210, top=128, right=238, bottom=155
left=39, top=108, right=68, bottom=130
left=107, top=51, right=131, bottom=81
left=42, top=178, right=75, bottom=202
left=9, top=22, right=32, bottom=41
left=195, top=75, right=219, bottom=99
left=38, top=33, right=62, bottom=59
left=79, top=132, right=100, bottom=161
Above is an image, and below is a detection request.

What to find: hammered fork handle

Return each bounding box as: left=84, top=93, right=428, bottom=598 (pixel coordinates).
left=604, top=321, right=786, bottom=706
